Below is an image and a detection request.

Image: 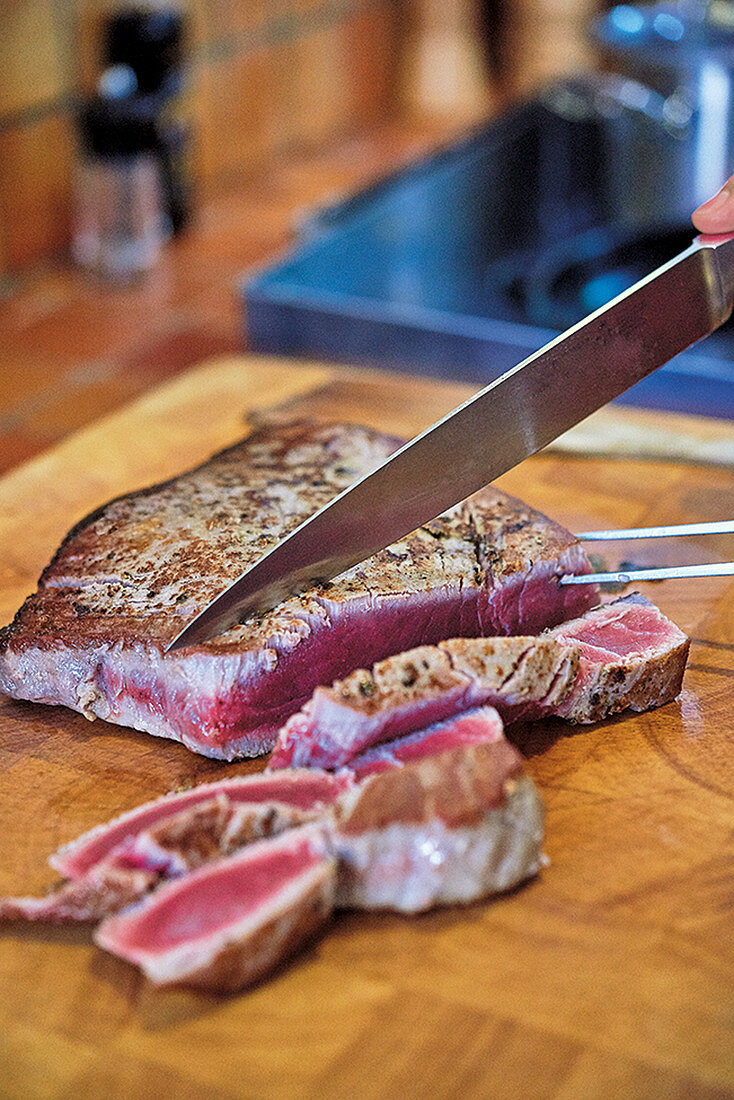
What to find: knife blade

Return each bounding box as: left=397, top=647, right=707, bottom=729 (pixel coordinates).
left=167, top=232, right=734, bottom=652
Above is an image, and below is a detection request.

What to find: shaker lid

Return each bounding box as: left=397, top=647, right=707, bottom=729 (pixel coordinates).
left=78, top=67, right=159, bottom=158
left=105, top=6, right=185, bottom=97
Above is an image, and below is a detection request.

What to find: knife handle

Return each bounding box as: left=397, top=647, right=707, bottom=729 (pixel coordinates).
left=695, top=232, right=734, bottom=326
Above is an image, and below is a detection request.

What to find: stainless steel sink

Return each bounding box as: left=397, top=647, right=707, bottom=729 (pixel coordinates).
left=242, top=77, right=734, bottom=419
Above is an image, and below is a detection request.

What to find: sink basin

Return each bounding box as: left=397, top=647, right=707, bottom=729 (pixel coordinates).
left=242, top=81, right=734, bottom=419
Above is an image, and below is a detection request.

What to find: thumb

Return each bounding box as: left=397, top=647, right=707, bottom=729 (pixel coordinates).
left=692, top=175, right=734, bottom=233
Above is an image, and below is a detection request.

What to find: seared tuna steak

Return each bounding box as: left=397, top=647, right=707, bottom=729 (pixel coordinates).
left=270, top=595, right=689, bottom=770
left=347, top=705, right=505, bottom=779
left=0, top=770, right=351, bottom=924
left=547, top=593, right=690, bottom=722
left=0, top=421, right=595, bottom=759
left=270, top=635, right=578, bottom=770
left=332, top=738, right=544, bottom=913
left=94, top=824, right=336, bottom=992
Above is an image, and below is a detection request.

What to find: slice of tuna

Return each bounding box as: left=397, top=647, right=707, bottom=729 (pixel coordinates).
left=270, top=594, right=690, bottom=770
left=0, top=866, right=158, bottom=924
left=51, top=770, right=352, bottom=880
left=547, top=593, right=690, bottom=722
left=0, top=421, right=596, bottom=760
left=330, top=740, right=544, bottom=913
left=0, top=772, right=351, bottom=926
left=269, top=635, right=579, bottom=770
left=347, top=705, right=505, bottom=779
left=94, top=824, right=336, bottom=992
left=0, top=797, right=268, bottom=924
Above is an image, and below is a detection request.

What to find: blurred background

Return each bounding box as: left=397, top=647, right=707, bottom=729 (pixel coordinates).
left=1, top=0, right=733, bottom=472
left=0, top=0, right=605, bottom=287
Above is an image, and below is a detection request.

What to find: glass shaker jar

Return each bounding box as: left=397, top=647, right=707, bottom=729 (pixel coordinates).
left=73, top=66, right=171, bottom=281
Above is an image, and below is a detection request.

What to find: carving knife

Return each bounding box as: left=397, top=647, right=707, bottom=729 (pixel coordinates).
left=167, top=233, right=734, bottom=651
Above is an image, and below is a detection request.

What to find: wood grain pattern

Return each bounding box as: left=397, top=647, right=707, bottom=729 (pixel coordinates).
left=0, top=356, right=733, bottom=1099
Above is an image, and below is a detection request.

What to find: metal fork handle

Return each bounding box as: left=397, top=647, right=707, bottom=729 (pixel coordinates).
left=560, top=562, right=734, bottom=584
left=577, top=520, right=734, bottom=540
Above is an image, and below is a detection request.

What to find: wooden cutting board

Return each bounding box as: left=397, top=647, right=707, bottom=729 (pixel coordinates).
left=1, top=356, right=732, bottom=1099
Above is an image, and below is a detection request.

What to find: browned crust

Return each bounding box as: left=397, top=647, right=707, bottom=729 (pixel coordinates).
left=333, top=740, right=526, bottom=834
left=49, top=420, right=393, bottom=585
left=145, top=797, right=321, bottom=869
left=330, top=645, right=468, bottom=717
left=0, top=420, right=402, bottom=654
left=0, top=866, right=157, bottom=924
left=441, top=636, right=541, bottom=685
left=315, top=635, right=579, bottom=719
left=464, top=489, right=580, bottom=581
left=442, top=636, right=579, bottom=704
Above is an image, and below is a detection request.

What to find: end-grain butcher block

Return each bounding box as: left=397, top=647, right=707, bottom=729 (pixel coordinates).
left=0, top=421, right=596, bottom=760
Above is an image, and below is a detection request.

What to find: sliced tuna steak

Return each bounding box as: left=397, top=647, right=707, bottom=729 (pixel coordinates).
left=346, top=705, right=505, bottom=779
left=547, top=593, right=690, bottom=722
left=94, top=824, right=335, bottom=992
left=270, top=594, right=689, bottom=770
left=0, top=713, right=504, bottom=924
left=52, top=770, right=351, bottom=880
left=331, top=739, right=544, bottom=913
left=0, top=421, right=595, bottom=759
left=0, top=866, right=158, bottom=924
left=269, top=635, right=580, bottom=770
left=0, top=772, right=351, bottom=925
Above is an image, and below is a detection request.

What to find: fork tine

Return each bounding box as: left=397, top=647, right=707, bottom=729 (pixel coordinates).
left=560, top=562, right=734, bottom=584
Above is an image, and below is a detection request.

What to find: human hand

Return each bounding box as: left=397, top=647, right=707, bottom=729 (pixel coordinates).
left=692, top=175, right=734, bottom=234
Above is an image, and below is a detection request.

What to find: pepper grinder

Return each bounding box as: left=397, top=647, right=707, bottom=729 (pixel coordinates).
left=72, top=65, right=170, bottom=281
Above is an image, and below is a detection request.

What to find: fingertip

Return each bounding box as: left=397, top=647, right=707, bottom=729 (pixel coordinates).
left=692, top=178, right=734, bottom=233
left=692, top=206, right=731, bottom=234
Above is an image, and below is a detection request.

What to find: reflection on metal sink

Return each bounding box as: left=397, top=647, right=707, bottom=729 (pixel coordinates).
left=243, top=79, right=734, bottom=419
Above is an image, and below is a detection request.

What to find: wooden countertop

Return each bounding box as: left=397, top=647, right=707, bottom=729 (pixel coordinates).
left=0, top=356, right=732, bottom=1098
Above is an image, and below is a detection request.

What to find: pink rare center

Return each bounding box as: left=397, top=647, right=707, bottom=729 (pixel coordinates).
left=556, top=608, right=673, bottom=660
left=62, top=772, right=347, bottom=877
left=110, top=836, right=321, bottom=953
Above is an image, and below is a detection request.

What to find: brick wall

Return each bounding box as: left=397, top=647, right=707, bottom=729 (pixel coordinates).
left=0, top=0, right=403, bottom=284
